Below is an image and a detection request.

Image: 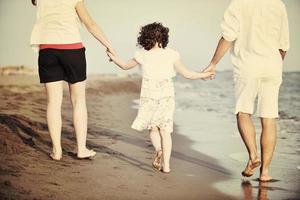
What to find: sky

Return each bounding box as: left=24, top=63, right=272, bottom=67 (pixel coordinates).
left=0, top=0, right=299, bottom=74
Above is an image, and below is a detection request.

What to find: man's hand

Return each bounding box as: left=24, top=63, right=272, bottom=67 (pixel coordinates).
left=202, top=64, right=216, bottom=80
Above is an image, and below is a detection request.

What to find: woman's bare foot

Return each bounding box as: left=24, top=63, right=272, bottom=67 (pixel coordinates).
left=152, top=150, right=162, bottom=171
left=50, top=153, right=62, bottom=161
left=77, top=149, right=96, bottom=159
left=50, top=148, right=62, bottom=161
left=242, top=158, right=261, bottom=177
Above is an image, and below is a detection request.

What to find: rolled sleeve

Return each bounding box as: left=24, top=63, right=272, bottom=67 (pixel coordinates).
left=221, top=0, right=240, bottom=42
left=74, top=0, right=83, bottom=6
left=279, top=6, right=290, bottom=51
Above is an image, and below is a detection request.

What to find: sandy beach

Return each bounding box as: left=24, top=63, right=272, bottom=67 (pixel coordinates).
left=0, top=74, right=236, bottom=200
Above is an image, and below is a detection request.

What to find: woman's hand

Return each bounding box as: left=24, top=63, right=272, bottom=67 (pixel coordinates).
left=107, top=47, right=117, bottom=57
left=106, top=50, right=116, bottom=62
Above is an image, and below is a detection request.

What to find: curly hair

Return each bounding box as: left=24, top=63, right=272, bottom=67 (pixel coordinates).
left=137, top=22, right=169, bottom=50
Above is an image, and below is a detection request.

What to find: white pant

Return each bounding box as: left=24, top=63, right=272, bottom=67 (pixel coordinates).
left=234, top=77, right=282, bottom=118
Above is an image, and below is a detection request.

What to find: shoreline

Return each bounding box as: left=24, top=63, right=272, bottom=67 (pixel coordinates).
left=0, top=74, right=236, bottom=200
left=1, top=73, right=299, bottom=199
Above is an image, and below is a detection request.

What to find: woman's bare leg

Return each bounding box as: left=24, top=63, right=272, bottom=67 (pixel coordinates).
left=69, top=81, right=95, bottom=158
left=45, top=81, right=63, bottom=160
left=160, top=129, right=172, bottom=172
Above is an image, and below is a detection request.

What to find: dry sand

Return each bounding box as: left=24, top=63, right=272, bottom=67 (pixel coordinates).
left=0, top=74, right=236, bottom=200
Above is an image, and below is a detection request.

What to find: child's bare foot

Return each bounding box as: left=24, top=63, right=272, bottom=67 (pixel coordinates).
left=152, top=150, right=162, bottom=171
left=161, top=168, right=171, bottom=174
left=241, top=158, right=261, bottom=177
left=77, top=149, right=96, bottom=159
left=161, top=164, right=171, bottom=174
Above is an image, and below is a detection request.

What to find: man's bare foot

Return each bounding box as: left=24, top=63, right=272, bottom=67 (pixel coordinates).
left=259, top=168, right=273, bottom=182
left=259, top=175, right=273, bottom=182
left=242, top=158, right=261, bottom=177
left=77, top=149, right=96, bottom=159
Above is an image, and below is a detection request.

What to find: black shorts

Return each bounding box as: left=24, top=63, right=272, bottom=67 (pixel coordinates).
left=38, top=48, right=86, bottom=84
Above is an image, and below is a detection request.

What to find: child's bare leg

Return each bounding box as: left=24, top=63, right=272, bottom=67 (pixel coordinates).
left=150, top=127, right=162, bottom=170
left=149, top=127, right=162, bottom=151
left=69, top=81, right=95, bottom=158
left=160, top=129, right=172, bottom=172
left=45, top=81, right=63, bottom=160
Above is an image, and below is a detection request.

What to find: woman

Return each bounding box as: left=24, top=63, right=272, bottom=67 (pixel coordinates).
left=30, top=0, right=116, bottom=160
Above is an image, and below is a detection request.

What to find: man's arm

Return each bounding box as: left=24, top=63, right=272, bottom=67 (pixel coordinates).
left=210, top=37, right=232, bottom=65
left=202, top=37, right=232, bottom=76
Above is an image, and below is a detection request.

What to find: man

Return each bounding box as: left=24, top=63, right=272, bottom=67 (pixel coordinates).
left=203, top=0, right=290, bottom=181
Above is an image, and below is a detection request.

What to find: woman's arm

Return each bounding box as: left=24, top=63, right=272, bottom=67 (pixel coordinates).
left=75, top=1, right=116, bottom=55
left=174, top=60, right=215, bottom=80
left=107, top=52, right=138, bottom=70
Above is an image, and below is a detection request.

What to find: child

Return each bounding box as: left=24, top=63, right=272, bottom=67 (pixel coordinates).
left=107, top=22, right=214, bottom=173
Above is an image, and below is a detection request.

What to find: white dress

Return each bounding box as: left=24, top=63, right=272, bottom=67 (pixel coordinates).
left=131, top=48, right=180, bottom=133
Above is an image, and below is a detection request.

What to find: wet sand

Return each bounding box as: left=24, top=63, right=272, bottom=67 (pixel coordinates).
left=0, top=75, right=236, bottom=200
left=173, top=72, right=300, bottom=200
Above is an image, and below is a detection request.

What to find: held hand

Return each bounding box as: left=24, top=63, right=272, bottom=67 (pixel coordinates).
left=106, top=51, right=116, bottom=62
left=200, top=71, right=216, bottom=80
left=107, top=47, right=117, bottom=57
left=106, top=47, right=116, bottom=62
left=201, top=64, right=216, bottom=80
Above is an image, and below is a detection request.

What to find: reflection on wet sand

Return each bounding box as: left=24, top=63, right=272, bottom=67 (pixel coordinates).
left=241, top=180, right=289, bottom=200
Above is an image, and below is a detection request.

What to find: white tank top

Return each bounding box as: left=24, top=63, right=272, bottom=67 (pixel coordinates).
left=30, top=0, right=83, bottom=52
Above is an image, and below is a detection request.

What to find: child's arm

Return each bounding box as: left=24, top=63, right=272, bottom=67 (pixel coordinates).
left=174, top=60, right=215, bottom=80
left=107, top=52, right=139, bottom=70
